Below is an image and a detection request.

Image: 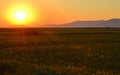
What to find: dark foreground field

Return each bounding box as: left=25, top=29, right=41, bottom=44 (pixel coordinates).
left=0, top=28, right=120, bottom=75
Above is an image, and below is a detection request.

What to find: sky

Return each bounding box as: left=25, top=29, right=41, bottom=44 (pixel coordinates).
left=0, top=0, right=120, bottom=27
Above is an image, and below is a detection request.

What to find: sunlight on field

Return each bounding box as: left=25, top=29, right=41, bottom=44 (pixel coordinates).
left=0, top=28, right=120, bottom=75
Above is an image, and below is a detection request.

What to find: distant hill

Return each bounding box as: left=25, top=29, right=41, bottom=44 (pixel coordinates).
left=47, top=18, right=120, bottom=28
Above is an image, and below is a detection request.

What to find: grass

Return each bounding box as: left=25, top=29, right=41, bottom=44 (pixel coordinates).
left=0, top=28, right=120, bottom=75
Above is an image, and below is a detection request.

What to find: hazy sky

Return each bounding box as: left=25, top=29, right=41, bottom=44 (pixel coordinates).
left=0, top=0, right=120, bottom=26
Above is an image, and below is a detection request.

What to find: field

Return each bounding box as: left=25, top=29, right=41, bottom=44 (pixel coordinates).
left=0, top=28, right=120, bottom=75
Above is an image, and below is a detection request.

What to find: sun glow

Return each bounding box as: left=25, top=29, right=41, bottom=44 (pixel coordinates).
left=5, top=3, right=37, bottom=26
left=14, top=10, right=27, bottom=21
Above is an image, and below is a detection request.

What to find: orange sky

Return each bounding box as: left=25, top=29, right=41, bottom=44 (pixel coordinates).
left=0, top=0, right=120, bottom=27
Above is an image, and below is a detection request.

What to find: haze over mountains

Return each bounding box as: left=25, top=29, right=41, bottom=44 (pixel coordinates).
left=46, top=18, right=120, bottom=28
left=0, top=18, right=120, bottom=28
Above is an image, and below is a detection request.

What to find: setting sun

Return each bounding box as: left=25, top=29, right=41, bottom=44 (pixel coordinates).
left=5, top=3, right=37, bottom=26
left=14, top=10, right=27, bottom=21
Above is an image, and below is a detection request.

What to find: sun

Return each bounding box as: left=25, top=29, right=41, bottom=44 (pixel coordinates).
left=14, top=10, right=27, bottom=21
left=5, top=3, right=37, bottom=26
left=11, top=9, right=29, bottom=25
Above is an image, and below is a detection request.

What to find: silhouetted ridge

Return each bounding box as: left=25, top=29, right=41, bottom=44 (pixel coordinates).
left=53, top=18, right=120, bottom=28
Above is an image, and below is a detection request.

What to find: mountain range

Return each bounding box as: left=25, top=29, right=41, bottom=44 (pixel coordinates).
left=46, top=18, right=120, bottom=28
